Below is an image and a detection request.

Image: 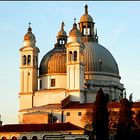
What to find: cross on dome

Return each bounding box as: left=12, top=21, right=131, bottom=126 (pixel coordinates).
left=74, top=18, right=76, bottom=23
left=61, top=21, right=64, bottom=31
left=27, top=22, right=32, bottom=32
left=28, top=22, right=31, bottom=28
left=85, top=4, right=88, bottom=14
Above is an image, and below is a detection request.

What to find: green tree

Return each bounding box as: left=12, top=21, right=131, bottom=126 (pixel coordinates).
left=92, top=88, right=109, bottom=140
left=116, top=98, right=133, bottom=140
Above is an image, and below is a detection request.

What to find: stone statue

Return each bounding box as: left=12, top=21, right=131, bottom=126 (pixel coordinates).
left=123, top=90, right=126, bottom=98
left=129, top=93, right=133, bottom=102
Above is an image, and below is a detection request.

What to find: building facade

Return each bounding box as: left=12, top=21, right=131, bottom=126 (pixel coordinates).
left=19, top=5, right=124, bottom=127
left=4, top=4, right=140, bottom=140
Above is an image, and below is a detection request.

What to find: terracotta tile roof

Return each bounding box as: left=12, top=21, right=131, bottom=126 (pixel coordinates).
left=108, top=102, right=140, bottom=108
left=132, top=102, right=140, bottom=108
left=107, top=102, right=121, bottom=108
left=62, top=102, right=94, bottom=109
left=0, top=122, right=83, bottom=132
left=20, top=103, right=62, bottom=112
left=20, top=101, right=140, bottom=112
left=62, top=101, right=140, bottom=109
left=24, top=110, right=48, bottom=115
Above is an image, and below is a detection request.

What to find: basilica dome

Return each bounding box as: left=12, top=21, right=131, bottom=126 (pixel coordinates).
left=39, top=40, right=119, bottom=78
left=39, top=22, right=67, bottom=76
left=39, top=6, right=120, bottom=80
left=84, top=42, right=120, bottom=78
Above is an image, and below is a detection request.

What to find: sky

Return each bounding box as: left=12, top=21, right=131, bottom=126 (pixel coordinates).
left=0, top=1, right=140, bottom=124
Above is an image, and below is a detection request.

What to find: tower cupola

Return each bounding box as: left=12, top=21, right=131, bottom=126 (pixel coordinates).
left=80, top=4, right=93, bottom=23
left=23, top=23, right=36, bottom=47
left=68, top=20, right=82, bottom=43
left=55, top=22, right=67, bottom=47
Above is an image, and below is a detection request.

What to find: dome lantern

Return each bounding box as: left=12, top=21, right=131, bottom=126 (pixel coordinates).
left=80, top=5, right=93, bottom=23
left=56, top=22, right=67, bottom=47
left=79, top=5, right=97, bottom=43
left=85, top=4, right=88, bottom=14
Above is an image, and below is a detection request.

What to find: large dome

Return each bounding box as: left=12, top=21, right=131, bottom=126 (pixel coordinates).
left=84, top=42, right=120, bottom=78
left=39, top=42, right=119, bottom=78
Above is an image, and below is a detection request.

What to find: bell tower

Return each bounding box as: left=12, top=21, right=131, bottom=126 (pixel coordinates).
left=19, top=23, right=40, bottom=111
left=66, top=21, right=85, bottom=103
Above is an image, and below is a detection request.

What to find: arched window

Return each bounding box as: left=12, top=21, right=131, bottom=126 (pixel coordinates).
left=12, top=136, right=17, bottom=140
left=63, top=40, right=65, bottom=44
left=23, top=55, right=26, bottom=65
left=87, top=28, right=90, bottom=35
left=83, top=26, right=90, bottom=36
left=43, top=135, right=47, bottom=140
left=22, top=136, right=27, bottom=140
left=32, top=136, right=38, bottom=140
left=83, top=26, right=87, bottom=35
left=2, top=137, right=7, bottom=140
left=53, top=116, right=58, bottom=123
left=74, top=51, right=77, bottom=61
left=69, top=51, right=73, bottom=61
left=40, top=80, right=42, bottom=89
left=27, top=55, right=31, bottom=64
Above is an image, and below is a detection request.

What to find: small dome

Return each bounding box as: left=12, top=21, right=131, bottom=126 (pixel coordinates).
left=24, top=27, right=36, bottom=41
left=80, top=5, right=93, bottom=23
left=57, top=22, right=67, bottom=37
left=80, top=14, right=93, bottom=23
left=69, top=23, right=81, bottom=37
left=39, top=47, right=66, bottom=75
left=48, top=52, right=66, bottom=74
left=57, top=30, right=67, bottom=37
left=68, top=22, right=82, bottom=43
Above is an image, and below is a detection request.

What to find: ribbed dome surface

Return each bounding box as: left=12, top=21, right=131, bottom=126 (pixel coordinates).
left=84, top=42, right=119, bottom=76
left=39, top=42, right=119, bottom=77
left=39, top=47, right=66, bottom=75
left=48, top=52, right=66, bottom=74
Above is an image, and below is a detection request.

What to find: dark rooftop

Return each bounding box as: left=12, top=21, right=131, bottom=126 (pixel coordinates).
left=0, top=122, right=83, bottom=132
